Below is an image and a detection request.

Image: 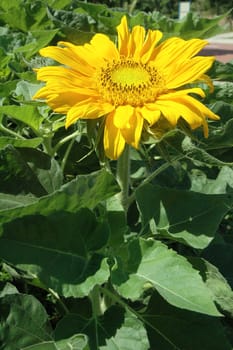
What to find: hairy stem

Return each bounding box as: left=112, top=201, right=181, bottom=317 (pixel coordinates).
left=116, top=145, right=130, bottom=213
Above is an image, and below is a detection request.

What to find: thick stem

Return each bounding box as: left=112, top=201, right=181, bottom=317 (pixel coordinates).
left=116, top=145, right=130, bottom=213
left=89, top=285, right=103, bottom=317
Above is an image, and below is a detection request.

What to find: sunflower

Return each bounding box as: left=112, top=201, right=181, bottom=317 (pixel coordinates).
left=33, top=16, right=219, bottom=160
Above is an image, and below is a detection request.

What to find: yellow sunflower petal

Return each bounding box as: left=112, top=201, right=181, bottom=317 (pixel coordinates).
left=34, top=67, right=98, bottom=98
left=39, top=45, right=93, bottom=76
left=58, top=41, right=104, bottom=70
left=129, top=25, right=146, bottom=58
left=166, top=56, right=215, bottom=89
left=140, top=105, right=161, bottom=125
left=153, top=89, right=219, bottom=136
left=140, top=29, right=163, bottom=64
left=33, top=86, right=93, bottom=113
left=120, top=108, right=144, bottom=148
left=66, top=100, right=114, bottom=128
left=153, top=37, right=208, bottom=68
left=117, top=15, right=130, bottom=56
left=198, top=74, right=214, bottom=92
left=90, top=33, right=119, bottom=61
left=104, top=111, right=125, bottom=160
left=113, top=105, right=135, bottom=129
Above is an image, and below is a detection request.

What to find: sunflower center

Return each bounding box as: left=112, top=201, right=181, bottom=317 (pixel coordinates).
left=111, top=66, right=150, bottom=87
left=96, top=58, right=165, bottom=107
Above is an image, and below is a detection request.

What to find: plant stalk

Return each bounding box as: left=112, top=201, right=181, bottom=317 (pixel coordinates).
left=116, top=145, right=130, bottom=213
left=89, top=285, right=103, bottom=317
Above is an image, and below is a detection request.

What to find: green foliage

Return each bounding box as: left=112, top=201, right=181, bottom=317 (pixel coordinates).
left=0, top=0, right=233, bottom=349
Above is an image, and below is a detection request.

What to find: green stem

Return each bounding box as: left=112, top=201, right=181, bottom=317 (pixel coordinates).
left=42, top=136, right=54, bottom=156
left=0, top=124, right=25, bottom=139
left=48, top=288, right=69, bottom=315
left=61, top=137, right=75, bottom=173
left=53, top=130, right=81, bottom=154
left=89, top=285, right=103, bottom=317
left=128, top=154, right=184, bottom=207
left=129, top=0, right=138, bottom=14
left=116, top=145, right=130, bottom=213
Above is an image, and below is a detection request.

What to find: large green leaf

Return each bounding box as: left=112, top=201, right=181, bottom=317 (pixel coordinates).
left=0, top=293, right=53, bottom=350
left=190, top=166, right=233, bottom=194
left=0, top=193, right=37, bottom=210
left=0, top=168, right=119, bottom=225
left=54, top=305, right=125, bottom=350
left=15, top=29, right=59, bottom=58
left=0, top=209, right=110, bottom=297
left=99, top=311, right=149, bottom=350
left=144, top=292, right=231, bottom=350
left=136, top=183, right=233, bottom=249
left=0, top=105, right=44, bottom=132
left=112, top=238, right=220, bottom=316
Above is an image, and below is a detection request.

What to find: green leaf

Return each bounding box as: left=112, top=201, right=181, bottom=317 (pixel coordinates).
left=100, top=311, right=149, bottom=350
left=22, top=343, right=58, bottom=350
left=136, top=183, right=233, bottom=249
left=0, top=209, right=110, bottom=297
left=0, top=193, right=37, bottom=210
left=0, top=136, right=43, bottom=149
left=112, top=238, right=220, bottom=316
left=203, top=241, right=233, bottom=290
left=182, top=136, right=233, bottom=167
left=205, top=115, right=233, bottom=150
left=15, top=149, right=63, bottom=194
left=56, top=334, right=90, bottom=350
left=15, top=29, right=59, bottom=58
left=22, top=334, right=90, bottom=350
left=190, top=258, right=233, bottom=317
left=0, top=0, right=52, bottom=32
left=0, top=105, right=44, bottom=132
left=0, top=145, right=48, bottom=196
left=190, top=166, right=233, bottom=194
left=54, top=305, right=125, bottom=350
left=0, top=168, right=119, bottom=225
left=0, top=293, right=53, bottom=350
left=0, top=282, right=18, bottom=297
left=144, top=292, right=231, bottom=350
left=14, top=80, right=45, bottom=102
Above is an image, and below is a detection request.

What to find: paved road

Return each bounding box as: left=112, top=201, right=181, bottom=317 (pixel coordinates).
left=201, top=32, right=233, bottom=63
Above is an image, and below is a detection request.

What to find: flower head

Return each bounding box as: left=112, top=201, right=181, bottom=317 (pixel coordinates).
left=33, top=16, right=219, bottom=159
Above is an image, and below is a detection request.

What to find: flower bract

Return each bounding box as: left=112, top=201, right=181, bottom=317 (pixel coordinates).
left=33, top=16, right=219, bottom=159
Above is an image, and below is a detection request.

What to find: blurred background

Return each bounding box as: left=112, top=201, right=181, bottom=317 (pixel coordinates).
left=85, top=0, right=233, bottom=20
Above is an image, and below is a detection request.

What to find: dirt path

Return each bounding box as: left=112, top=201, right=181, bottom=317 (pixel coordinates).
left=202, top=43, right=233, bottom=63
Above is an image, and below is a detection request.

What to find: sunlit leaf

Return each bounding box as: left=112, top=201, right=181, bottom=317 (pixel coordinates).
left=100, top=311, right=149, bottom=350
left=0, top=168, right=119, bottom=225
left=136, top=183, right=233, bottom=248
left=22, top=334, right=90, bottom=350
left=112, top=238, right=220, bottom=316
left=190, top=258, right=233, bottom=317
left=0, top=105, right=44, bottom=131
